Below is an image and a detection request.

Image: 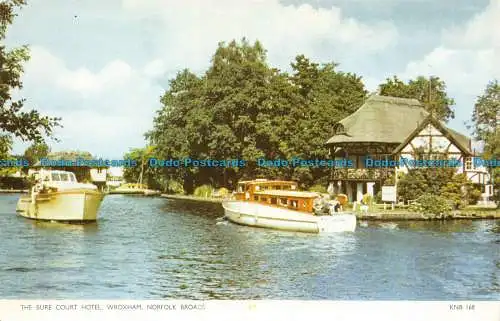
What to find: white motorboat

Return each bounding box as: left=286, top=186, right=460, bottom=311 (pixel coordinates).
left=16, top=170, right=104, bottom=222
left=222, top=179, right=356, bottom=233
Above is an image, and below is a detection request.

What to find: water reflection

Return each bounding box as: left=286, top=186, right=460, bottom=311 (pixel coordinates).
left=24, top=220, right=99, bottom=233
left=397, top=220, right=477, bottom=233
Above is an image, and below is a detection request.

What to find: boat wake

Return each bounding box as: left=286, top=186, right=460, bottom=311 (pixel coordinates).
left=379, top=222, right=398, bottom=230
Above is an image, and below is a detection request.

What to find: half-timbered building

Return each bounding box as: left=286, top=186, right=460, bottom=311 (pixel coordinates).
left=325, top=95, right=493, bottom=203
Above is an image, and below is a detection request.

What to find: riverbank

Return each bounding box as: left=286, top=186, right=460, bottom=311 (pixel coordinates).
left=161, top=194, right=223, bottom=203
left=160, top=193, right=499, bottom=220
left=0, top=189, right=28, bottom=193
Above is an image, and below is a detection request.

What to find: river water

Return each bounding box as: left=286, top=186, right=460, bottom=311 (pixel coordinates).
left=0, top=194, right=498, bottom=300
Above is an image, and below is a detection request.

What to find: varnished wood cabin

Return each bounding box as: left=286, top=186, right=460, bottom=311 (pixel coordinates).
left=234, top=179, right=319, bottom=213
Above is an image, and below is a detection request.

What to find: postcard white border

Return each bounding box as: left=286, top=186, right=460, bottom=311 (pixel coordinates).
left=0, top=300, right=498, bottom=321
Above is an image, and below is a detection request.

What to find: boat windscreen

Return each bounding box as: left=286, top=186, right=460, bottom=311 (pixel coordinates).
left=59, top=173, right=70, bottom=181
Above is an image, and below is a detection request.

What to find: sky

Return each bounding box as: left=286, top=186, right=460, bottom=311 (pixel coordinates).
left=4, top=0, right=500, bottom=158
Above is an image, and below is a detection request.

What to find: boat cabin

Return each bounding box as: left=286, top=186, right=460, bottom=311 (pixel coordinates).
left=34, top=170, right=78, bottom=183
left=234, top=179, right=319, bottom=213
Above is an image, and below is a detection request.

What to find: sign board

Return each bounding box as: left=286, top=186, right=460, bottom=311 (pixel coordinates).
left=382, top=186, right=397, bottom=203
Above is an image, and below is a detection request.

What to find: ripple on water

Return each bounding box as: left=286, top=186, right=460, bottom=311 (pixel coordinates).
left=0, top=195, right=498, bottom=299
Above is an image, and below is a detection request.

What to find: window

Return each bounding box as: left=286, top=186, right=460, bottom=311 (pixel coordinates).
left=489, top=186, right=493, bottom=195
left=253, top=196, right=258, bottom=201
left=465, top=157, right=472, bottom=170
left=280, top=198, right=288, bottom=206
left=271, top=198, right=277, bottom=205
left=59, top=173, right=69, bottom=181
left=51, top=173, right=61, bottom=181
left=260, top=197, right=267, bottom=202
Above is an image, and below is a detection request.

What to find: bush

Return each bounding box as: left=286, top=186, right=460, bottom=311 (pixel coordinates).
left=410, top=193, right=452, bottom=216
left=398, top=168, right=456, bottom=201
left=362, top=193, right=373, bottom=205
left=374, top=191, right=382, bottom=203
left=216, top=187, right=229, bottom=197
left=163, top=179, right=184, bottom=194
left=194, top=184, right=213, bottom=197
left=468, top=188, right=482, bottom=205
left=309, top=184, right=327, bottom=194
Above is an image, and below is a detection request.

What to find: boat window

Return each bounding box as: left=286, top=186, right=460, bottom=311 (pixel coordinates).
left=260, top=197, right=267, bottom=202
left=51, top=173, right=61, bottom=181
left=254, top=196, right=258, bottom=201
left=271, top=197, right=277, bottom=205
left=280, top=198, right=288, bottom=206
left=59, top=173, right=70, bottom=181
left=291, top=200, right=298, bottom=208
left=69, top=174, right=76, bottom=182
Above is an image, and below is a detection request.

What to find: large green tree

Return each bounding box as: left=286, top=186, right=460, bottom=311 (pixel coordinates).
left=378, top=75, right=455, bottom=122
left=1, top=0, right=60, bottom=145
left=147, top=39, right=368, bottom=193
left=471, top=80, right=499, bottom=206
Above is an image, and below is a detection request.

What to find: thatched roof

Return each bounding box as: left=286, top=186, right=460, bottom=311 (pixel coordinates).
left=325, top=95, right=471, bottom=153
left=326, top=95, right=427, bottom=145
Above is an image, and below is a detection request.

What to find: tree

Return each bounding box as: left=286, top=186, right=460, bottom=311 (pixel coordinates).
left=23, top=141, right=49, bottom=165
left=378, top=75, right=455, bottom=122
left=470, top=80, right=499, bottom=207
left=122, top=146, right=161, bottom=189
left=1, top=0, right=60, bottom=143
left=147, top=39, right=368, bottom=192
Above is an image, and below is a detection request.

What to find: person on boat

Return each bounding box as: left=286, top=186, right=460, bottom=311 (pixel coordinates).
left=313, top=194, right=331, bottom=215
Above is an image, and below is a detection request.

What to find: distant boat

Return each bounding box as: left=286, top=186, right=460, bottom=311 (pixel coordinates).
left=16, top=169, right=104, bottom=222
left=110, top=156, right=160, bottom=196
left=143, top=189, right=161, bottom=196
left=222, top=179, right=356, bottom=233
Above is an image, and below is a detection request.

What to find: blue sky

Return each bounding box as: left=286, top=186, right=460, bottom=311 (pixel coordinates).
left=5, top=0, right=499, bottom=158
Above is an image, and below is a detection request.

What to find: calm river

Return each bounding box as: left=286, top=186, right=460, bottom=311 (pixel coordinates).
left=0, top=194, right=498, bottom=300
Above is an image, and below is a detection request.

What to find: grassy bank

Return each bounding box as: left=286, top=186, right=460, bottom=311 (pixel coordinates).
left=161, top=194, right=500, bottom=220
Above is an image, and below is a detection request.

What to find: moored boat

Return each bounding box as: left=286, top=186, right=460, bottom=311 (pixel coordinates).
left=143, top=189, right=161, bottom=196
left=222, top=179, right=356, bottom=233
left=16, top=169, right=104, bottom=222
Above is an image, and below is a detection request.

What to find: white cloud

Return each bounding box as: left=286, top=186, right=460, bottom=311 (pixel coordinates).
left=143, top=59, right=167, bottom=79
left=17, top=46, right=163, bottom=157
left=122, top=0, right=398, bottom=71
left=401, top=0, right=499, bottom=97
left=26, top=47, right=135, bottom=95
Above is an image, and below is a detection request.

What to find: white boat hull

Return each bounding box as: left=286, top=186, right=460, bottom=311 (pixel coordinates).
left=222, top=200, right=356, bottom=233
left=16, top=190, right=104, bottom=222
